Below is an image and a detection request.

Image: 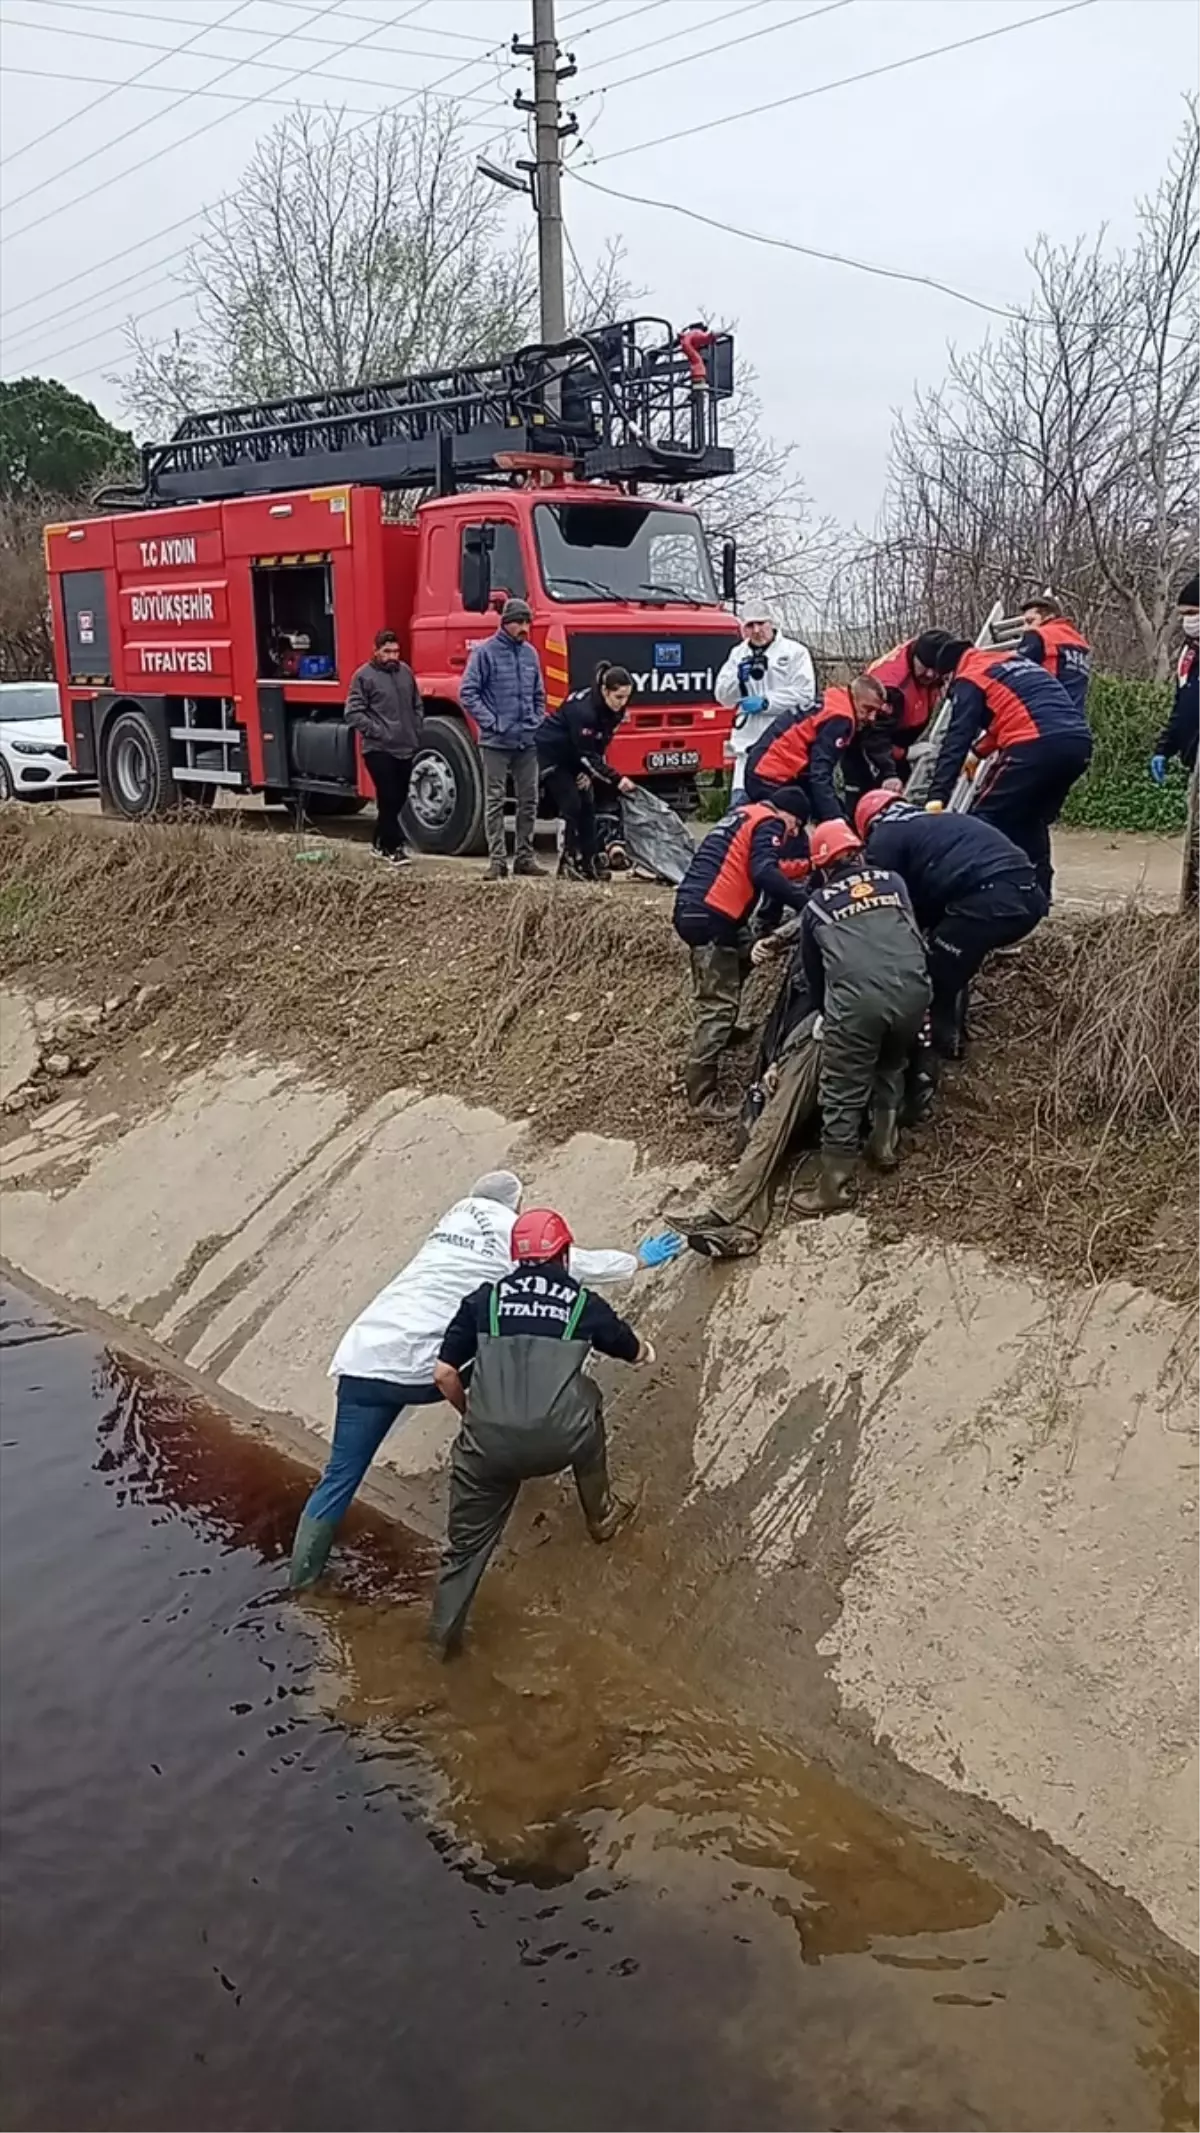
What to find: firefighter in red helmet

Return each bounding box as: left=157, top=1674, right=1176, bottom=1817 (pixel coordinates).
left=429, top=1207, right=653, bottom=1653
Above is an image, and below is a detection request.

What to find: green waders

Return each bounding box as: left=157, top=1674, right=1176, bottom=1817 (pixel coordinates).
left=429, top=1290, right=617, bottom=1654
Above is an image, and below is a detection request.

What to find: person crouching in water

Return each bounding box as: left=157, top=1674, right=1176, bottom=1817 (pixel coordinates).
left=536, top=664, right=637, bottom=880
left=428, top=1207, right=653, bottom=1655
left=758, top=819, right=931, bottom=1214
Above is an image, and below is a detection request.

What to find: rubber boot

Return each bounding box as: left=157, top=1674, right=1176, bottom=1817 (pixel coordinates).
left=866, top=1106, right=901, bottom=1171
left=793, top=1151, right=857, bottom=1218
left=288, top=1512, right=337, bottom=1590
left=683, top=1061, right=738, bottom=1123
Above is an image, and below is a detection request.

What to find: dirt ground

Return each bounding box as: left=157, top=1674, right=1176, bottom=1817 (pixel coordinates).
left=45, top=788, right=1188, bottom=912
left=1, top=805, right=1195, bottom=1302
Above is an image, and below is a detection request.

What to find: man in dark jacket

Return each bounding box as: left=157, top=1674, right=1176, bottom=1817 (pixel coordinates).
left=428, top=1206, right=650, bottom=1653
left=460, top=597, right=547, bottom=880
left=743, top=676, right=890, bottom=822
left=855, top=792, right=1048, bottom=1058
left=1151, top=573, right=1199, bottom=782
left=926, top=640, right=1092, bottom=899
left=774, top=819, right=931, bottom=1215
left=672, top=793, right=810, bottom=1119
left=345, top=628, right=423, bottom=864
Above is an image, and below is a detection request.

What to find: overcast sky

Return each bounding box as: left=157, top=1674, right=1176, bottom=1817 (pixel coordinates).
left=0, top=0, right=1193, bottom=526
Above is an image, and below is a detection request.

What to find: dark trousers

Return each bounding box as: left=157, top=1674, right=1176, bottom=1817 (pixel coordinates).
left=364, top=750, right=413, bottom=855
left=820, top=987, right=931, bottom=1153
left=544, top=764, right=601, bottom=873
left=429, top=1408, right=612, bottom=1651
left=926, top=875, right=1048, bottom=1048
left=675, top=912, right=750, bottom=1092
left=972, top=732, right=1092, bottom=898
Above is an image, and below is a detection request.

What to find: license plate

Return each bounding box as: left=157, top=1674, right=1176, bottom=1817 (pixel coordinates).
left=644, top=748, right=700, bottom=772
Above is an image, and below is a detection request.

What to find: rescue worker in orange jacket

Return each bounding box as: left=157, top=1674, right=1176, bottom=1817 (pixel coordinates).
left=866, top=630, right=954, bottom=779
left=743, top=676, right=889, bottom=821
left=1017, top=594, right=1092, bottom=717
left=926, top=641, right=1093, bottom=899
left=673, top=792, right=810, bottom=1119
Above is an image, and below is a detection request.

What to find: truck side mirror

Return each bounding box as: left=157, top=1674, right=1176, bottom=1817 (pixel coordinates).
left=461, top=524, right=494, bottom=612
left=721, top=538, right=737, bottom=606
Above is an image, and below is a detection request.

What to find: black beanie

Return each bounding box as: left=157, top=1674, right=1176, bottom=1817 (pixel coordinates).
left=1179, top=573, right=1199, bottom=609
left=931, top=637, right=970, bottom=676
left=911, top=628, right=954, bottom=668
left=769, top=785, right=810, bottom=824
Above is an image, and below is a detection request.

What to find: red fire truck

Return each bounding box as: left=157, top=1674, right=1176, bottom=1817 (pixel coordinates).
left=46, top=319, right=744, bottom=853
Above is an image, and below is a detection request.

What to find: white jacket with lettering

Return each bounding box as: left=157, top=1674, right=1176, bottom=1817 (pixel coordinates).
left=715, top=631, right=817, bottom=785
left=329, top=1192, right=638, bottom=1388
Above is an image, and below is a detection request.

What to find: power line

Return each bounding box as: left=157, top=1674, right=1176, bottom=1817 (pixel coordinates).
left=0, top=0, right=255, bottom=171
left=0, top=58, right=508, bottom=123
left=2, top=0, right=354, bottom=210
left=566, top=166, right=1027, bottom=319
left=1, top=0, right=460, bottom=244
left=10, top=0, right=495, bottom=44
left=1, top=22, right=518, bottom=347
left=0, top=3, right=510, bottom=82
left=585, top=0, right=1099, bottom=164
left=580, top=0, right=852, bottom=100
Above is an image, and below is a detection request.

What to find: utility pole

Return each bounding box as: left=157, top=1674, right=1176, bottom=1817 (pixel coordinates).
left=513, top=0, right=577, bottom=350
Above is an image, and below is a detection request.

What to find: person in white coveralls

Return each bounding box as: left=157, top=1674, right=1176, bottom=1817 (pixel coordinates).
left=714, top=606, right=817, bottom=804
left=288, top=1170, right=680, bottom=1588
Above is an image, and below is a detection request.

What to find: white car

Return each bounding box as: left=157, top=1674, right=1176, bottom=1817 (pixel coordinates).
left=0, top=683, right=95, bottom=801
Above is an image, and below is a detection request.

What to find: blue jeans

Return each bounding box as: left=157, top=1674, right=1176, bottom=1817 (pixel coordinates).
left=303, top=1374, right=441, bottom=1526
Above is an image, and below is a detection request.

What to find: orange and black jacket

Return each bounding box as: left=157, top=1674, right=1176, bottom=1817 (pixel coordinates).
left=928, top=649, right=1091, bottom=805
left=1017, top=619, right=1092, bottom=715
left=673, top=803, right=810, bottom=943
left=743, top=688, right=856, bottom=819
left=866, top=642, right=942, bottom=751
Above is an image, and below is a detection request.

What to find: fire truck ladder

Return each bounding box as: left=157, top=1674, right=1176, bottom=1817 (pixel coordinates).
left=104, top=319, right=736, bottom=510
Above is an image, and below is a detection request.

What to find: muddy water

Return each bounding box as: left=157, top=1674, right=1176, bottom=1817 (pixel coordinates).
left=1, top=1286, right=1195, bottom=2133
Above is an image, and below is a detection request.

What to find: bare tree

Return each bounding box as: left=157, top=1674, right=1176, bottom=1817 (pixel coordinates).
left=832, top=107, right=1198, bottom=675
left=119, top=103, right=539, bottom=432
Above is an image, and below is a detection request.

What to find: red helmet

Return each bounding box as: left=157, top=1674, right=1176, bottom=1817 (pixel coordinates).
left=511, top=1207, right=575, bottom=1263
left=808, top=819, right=862, bottom=868
left=854, top=789, right=900, bottom=840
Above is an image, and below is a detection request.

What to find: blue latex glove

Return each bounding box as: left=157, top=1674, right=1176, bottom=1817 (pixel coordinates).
left=637, top=1231, right=685, bottom=1269
left=739, top=694, right=768, bottom=715
left=1150, top=754, right=1169, bottom=785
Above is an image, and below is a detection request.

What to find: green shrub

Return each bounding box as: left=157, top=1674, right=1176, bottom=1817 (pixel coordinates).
left=1063, top=675, right=1188, bottom=833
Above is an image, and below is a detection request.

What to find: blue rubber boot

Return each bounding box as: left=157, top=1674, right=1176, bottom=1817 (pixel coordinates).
left=289, top=1512, right=337, bottom=1590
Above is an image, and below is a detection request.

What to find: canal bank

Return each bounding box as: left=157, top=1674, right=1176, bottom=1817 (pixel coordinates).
left=2, top=1282, right=1196, bottom=2133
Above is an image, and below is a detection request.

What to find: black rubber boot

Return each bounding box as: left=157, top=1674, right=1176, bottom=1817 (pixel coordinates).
left=866, top=1106, right=901, bottom=1171
left=793, top=1151, right=857, bottom=1217
left=683, top=1063, right=738, bottom=1122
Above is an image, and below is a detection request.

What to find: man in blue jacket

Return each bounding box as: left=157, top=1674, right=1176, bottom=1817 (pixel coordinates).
left=460, top=598, right=548, bottom=879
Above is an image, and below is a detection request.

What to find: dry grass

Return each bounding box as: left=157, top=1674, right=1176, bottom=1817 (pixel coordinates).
left=1, top=808, right=1196, bottom=1301
left=1037, top=906, right=1197, bottom=1137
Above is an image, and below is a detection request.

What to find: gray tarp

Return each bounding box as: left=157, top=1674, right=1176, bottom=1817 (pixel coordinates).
left=619, top=786, right=696, bottom=885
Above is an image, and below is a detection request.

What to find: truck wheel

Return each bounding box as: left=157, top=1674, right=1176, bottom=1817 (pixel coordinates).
left=101, top=706, right=174, bottom=818
left=404, top=715, right=485, bottom=856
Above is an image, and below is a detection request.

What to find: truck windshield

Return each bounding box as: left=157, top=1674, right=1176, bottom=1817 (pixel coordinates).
left=534, top=502, right=718, bottom=606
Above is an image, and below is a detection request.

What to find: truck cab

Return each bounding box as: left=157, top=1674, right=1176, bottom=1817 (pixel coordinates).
left=46, top=319, right=744, bottom=852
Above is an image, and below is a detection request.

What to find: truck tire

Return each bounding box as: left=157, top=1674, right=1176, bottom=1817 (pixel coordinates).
left=404, top=714, right=485, bottom=856
left=100, top=704, right=174, bottom=819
